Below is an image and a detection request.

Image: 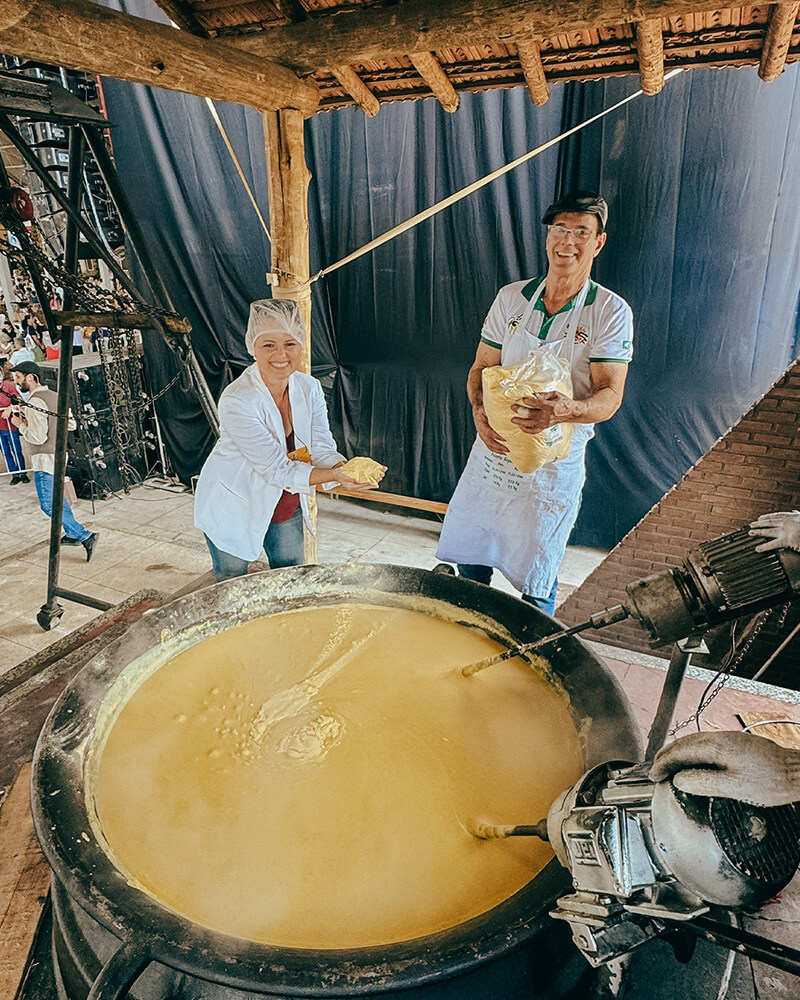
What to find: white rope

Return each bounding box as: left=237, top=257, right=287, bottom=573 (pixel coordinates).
left=205, top=98, right=271, bottom=242
left=265, top=69, right=685, bottom=295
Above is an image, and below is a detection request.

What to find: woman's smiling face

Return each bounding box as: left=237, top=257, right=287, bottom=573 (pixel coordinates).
left=253, top=328, right=303, bottom=384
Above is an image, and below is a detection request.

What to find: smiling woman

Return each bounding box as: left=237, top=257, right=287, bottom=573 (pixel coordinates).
left=194, top=299, right=385, bottom=581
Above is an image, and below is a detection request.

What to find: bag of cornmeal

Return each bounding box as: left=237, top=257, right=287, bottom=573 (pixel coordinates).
left=339, top=457, right=385, bottom=485
left=482, top=349, right=573, bottom=474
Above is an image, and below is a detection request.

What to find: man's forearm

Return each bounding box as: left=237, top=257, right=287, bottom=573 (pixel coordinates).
left=467, top=365, right=484, bottom=409
left=565, top=385, right=623, bottom=425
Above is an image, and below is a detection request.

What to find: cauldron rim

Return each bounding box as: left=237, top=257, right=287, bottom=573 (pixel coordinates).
left=32, top=563, right=641, bottom=995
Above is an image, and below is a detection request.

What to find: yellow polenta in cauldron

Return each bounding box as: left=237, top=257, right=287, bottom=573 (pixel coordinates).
left=91, top=603, right=583, bottom=949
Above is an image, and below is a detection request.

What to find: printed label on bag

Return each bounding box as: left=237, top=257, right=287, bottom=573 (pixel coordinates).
left=543, top=424, right=563, bottom=448
left=479, top=450, right=527, bottom=493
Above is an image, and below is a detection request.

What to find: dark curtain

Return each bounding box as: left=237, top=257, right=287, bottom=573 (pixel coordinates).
left=102, top=0, right=800, bottom=545
left=304, top=89, right=566, bottom=505
left=555, top=70, right=800, bottom=544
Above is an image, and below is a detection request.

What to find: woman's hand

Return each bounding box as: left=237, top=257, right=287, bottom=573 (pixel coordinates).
left=308, top=464, right=386, bottom=491
left=331, top=464, right=387, bottom=492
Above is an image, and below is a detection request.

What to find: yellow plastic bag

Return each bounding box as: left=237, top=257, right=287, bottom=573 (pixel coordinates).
left=482, top=349, right=573, bottom=474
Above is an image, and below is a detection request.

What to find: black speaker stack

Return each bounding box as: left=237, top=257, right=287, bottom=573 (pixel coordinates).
left=39, top=352, right=159, bottom=498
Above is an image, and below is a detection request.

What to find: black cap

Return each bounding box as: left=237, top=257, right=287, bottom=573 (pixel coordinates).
left=11, top=360, right=41, bottom=379
left=542, top=191, right=608, bottom=229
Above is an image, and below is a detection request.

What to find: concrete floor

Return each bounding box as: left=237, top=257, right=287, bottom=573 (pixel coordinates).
left=0, top=481, right=604, bottom=675
left=2, top=479, right=800, bottom=998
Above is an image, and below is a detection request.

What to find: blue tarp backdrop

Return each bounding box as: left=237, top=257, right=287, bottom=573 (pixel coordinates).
left=103, top=2, right=800, bottom=548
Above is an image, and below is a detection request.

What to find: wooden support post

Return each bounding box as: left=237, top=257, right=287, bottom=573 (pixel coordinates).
left=635, top=18, right=665, bottom=94
left=516, top=39, right=550, bottom=105
left=409, top=52, right=460, bottom=112
left=0, top=764, right=51, bottom=1000
left=759, top=1, right=800, bottom=82
left=328, top=487, right=448, bottom=515
left=263, top=109, right=318, bottom=563
left=330, top=65, right=381, bottom=116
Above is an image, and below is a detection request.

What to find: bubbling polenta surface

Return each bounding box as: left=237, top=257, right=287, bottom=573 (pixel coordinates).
left=93, top=603, right=582, bottom=948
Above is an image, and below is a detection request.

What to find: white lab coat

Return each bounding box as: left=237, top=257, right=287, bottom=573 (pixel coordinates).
left=194, top=364, right=345, bottom=561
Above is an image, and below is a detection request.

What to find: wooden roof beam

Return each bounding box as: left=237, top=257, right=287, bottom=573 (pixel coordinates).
left=635, top=18, right=665, bottom=94
left=515, top=39, right=549, bottom=105
left=330, top=65, right=380, bottom=116
left=0, top=0, right=318, bottom=116
left=759, top=1, right=800, bottom=81
left=232, top=0, right=755, bottom=74
left=409, top=52, right=459, bottom=112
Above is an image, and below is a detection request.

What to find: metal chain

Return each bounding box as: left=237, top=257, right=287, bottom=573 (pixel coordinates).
left=10, top=371, right=182, bottom=422
left=1, top=200, right=186, bottom=434
left=668, top=605, right=788, bottom=736
left=97, top=328, right=138, bottom=491
left=0, top=201, right=182, bottom=325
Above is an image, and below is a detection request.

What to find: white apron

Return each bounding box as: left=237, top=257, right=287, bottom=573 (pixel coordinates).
left=437, top=279, right=592, bottom=596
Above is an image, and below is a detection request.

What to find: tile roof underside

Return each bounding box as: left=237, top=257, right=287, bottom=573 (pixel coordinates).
left=177, top=2, right=799, bottom=110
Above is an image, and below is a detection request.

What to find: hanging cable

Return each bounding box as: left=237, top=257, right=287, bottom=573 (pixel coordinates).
left=205, top=97, right=271, bottom=242
left=260, top=69, right=685, bottom=295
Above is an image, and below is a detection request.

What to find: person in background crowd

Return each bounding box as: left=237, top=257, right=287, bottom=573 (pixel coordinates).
left=10, top=337, right=34, bottom=367
left=72, top=325, right=84, bottom=356
left=2, top=361, right=97, bottom=558
left=0, top=360, right=27, bottom=484
left=29, top=329, right=47, bottom=362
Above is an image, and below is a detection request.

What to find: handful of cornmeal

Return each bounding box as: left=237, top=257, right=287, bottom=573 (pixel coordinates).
left=482, top=349, right=573, bottom=474
left=339, top=457, right=385, bottom=485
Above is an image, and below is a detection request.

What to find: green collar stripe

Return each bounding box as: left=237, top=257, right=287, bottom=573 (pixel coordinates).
left=521, top=276, right=598, bottom=307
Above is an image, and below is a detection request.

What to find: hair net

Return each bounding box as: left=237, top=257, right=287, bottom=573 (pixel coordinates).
left=245, top=299, right=306, bottom=356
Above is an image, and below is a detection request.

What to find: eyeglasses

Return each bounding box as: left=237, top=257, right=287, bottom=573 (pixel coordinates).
left=547, top=224, right=598, bottom=245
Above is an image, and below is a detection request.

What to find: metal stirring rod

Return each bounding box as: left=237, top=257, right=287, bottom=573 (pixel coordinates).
left=460, top=623, right=593, bottom=677
left=460, top=604, right=629, bottom=677
left=471, top=819, right=549, bottom=840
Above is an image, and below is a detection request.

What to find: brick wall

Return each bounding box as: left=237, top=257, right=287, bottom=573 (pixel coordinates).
left=558, top=359, right=800, bottom=663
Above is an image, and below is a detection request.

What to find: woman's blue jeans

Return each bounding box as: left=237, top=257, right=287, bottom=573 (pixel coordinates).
left=34, top=471, right=91, bottom=541
left=457, top=563, right=558, bottom=617
left=0, top=428, right=24, bottom=474
left=205, top=508, right=305, bottom=582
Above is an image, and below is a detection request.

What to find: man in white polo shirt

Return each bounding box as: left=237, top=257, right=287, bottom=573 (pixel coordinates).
left=437, top=191, right=633, bottom=615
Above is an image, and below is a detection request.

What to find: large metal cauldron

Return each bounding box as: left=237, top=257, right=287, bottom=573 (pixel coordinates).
left=32, top=564, right=641, bottom=1000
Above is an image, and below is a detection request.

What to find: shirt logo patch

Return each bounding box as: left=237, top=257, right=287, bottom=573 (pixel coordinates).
left=574, top=326, right=588, bottom=345
left=508, top=314, right=523, bottom=335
